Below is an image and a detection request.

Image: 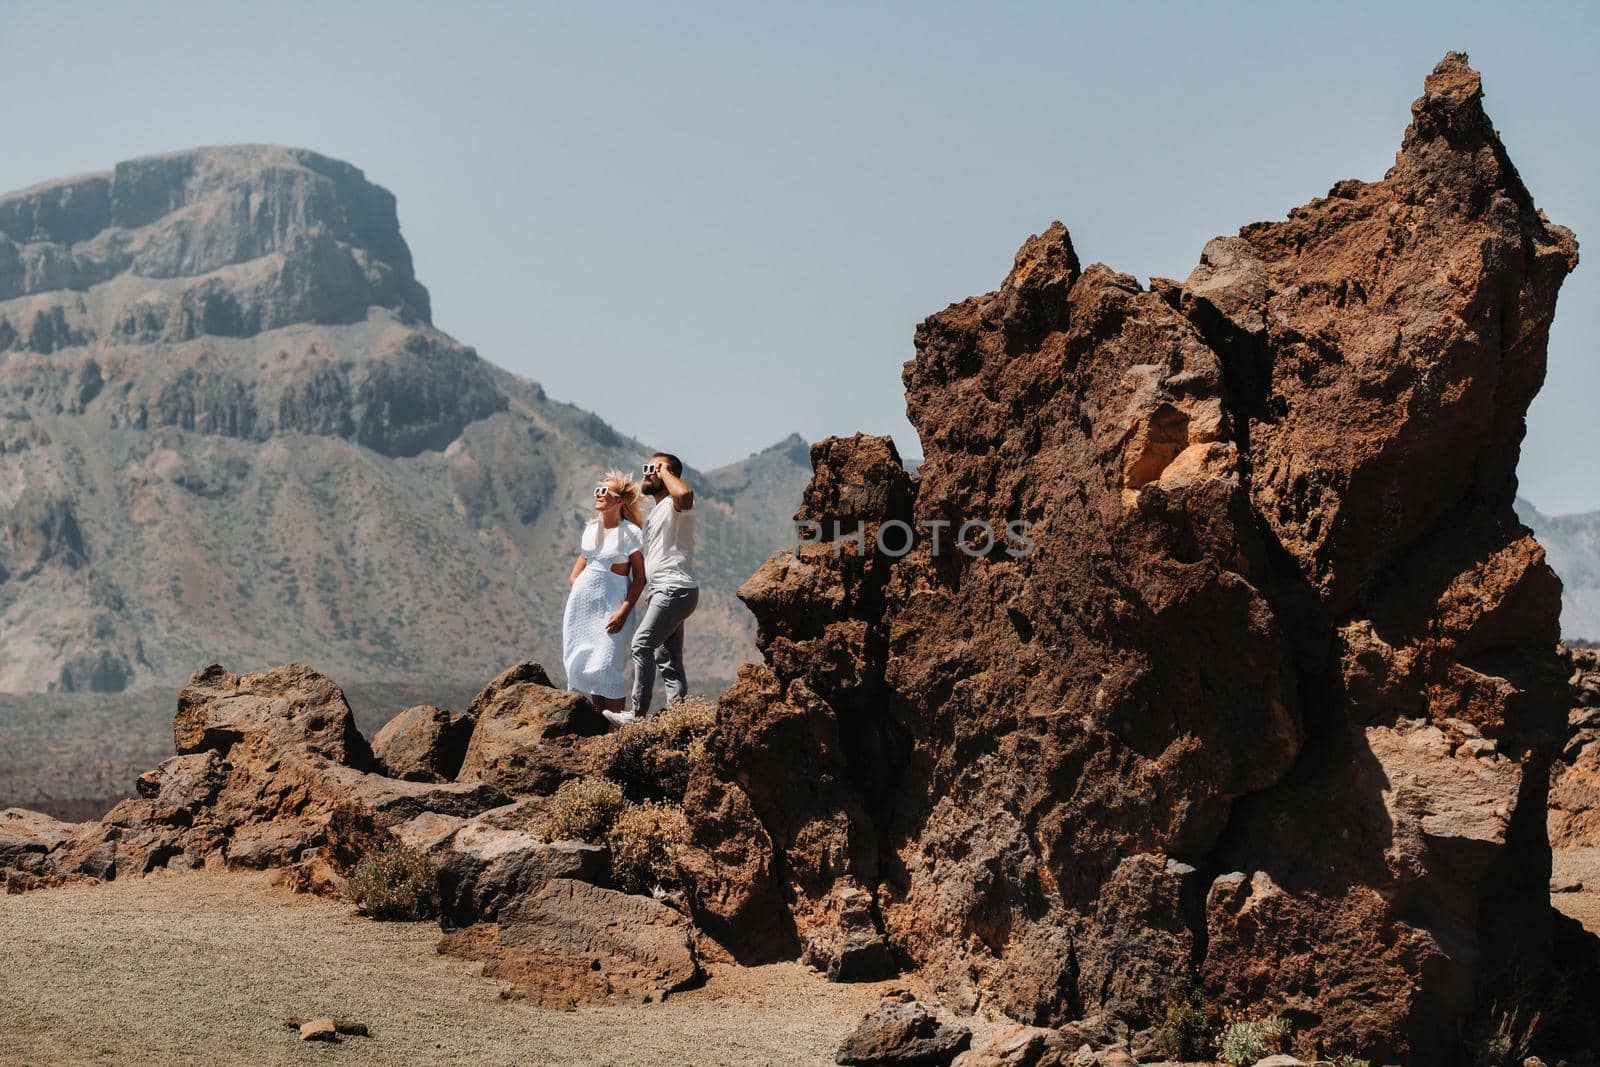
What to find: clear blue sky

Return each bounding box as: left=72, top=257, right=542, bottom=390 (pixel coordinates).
left=3, top=0, right=1595, bottom=511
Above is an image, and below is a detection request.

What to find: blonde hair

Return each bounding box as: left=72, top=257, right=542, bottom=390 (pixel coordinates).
left=598, top=469, right=643, bottom=527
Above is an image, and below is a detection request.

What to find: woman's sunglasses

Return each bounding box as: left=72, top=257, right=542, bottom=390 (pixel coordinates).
left=594, top=485, right=620, bottom=500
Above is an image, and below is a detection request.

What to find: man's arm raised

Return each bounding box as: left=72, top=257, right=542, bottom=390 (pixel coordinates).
left=658, top=466, right=694, bottom=511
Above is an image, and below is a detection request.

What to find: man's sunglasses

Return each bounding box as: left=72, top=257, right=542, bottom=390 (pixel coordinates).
left=641, top=463, right=662, bottom=476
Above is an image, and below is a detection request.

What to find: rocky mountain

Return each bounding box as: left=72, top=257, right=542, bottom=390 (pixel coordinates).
left=0, top=145, right=811, bottom=700
left=1518, top=497, right=1600, bottom=640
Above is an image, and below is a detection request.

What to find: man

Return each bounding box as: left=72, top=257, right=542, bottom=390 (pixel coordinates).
left=604, top=451, right=698, bottom=726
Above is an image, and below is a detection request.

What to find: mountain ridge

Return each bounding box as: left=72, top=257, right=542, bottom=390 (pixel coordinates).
left=0, top=144, right=812, bottom=700
left=1518, top=495, right=1600, bottom=640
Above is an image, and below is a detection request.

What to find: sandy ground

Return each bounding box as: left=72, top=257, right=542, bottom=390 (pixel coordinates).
left=6, top=863, right=1597, bottom=1067
left=1553, top=845, right=1600, bottom=935
left=0, top=871, right=976, bottom=1067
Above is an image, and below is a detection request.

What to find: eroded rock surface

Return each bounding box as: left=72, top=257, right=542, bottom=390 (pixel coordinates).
left=372, top=704, right=474, bottom=782
left=835, top=993, right=972, bottom=1066
left=455, top=661, right=609, bottom=795
left=437, top=878, right=702, bottom=1009
left=686, top=53, right=1594, bottom=1063
left=1551, top=647, right=1600, bottom=848
left=14, top=662, right=507, bottom=885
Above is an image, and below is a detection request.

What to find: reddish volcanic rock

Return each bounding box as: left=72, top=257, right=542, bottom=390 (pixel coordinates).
left=372, top=704, right=475, bottom=782
left=1551, top=648, right=1600, bottom=849
left=686, top=53, right=1593, bottom=1063
left=835, top=993, right=972, bottom=1066
left=436, top=878, right=702, bottom=1009
left=174, top=662, right=375, bottom=768
left=454, top=661, right=609, bottom=795
left=25, top=662, right=508, bottom=885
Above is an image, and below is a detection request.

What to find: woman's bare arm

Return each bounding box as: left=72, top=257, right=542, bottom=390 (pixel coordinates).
left=568, top=555, right=586, bottom=587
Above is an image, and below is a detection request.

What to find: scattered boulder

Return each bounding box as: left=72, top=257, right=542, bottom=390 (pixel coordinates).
left=434, top=819, right=608, bottom=926
left=0, top=808, right=80, bottom=887
left=317, top=761, right=509, bottom=826
left=373, top=704, right=475, bottom=782
left=285, top=1016, right=369, bottom=1038
left=134, top=751, right=229, bottom=814
left=950, top=1024, right=1070, bottom=1067
left=1, top=663, right=506, bottom=890
left=0, top=808, right=78, bottom=867
left=455, top=661, right=608, bottom=795
left=174, top=662, right=374, bottom=768
left=437, top=878, right=701, bottom=1009
left=799, top=879, right=896, bottom=981
left=835, top=993, right=972, bottom=1066
left=298, top=1017, right=338, bottom=1042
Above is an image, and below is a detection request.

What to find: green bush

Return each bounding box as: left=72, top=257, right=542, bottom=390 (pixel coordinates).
left=607, top=801, right=690, bottom=894
left=1217, top=1017, right=1289, bottom=1065
left=1159, top=990, right=1217, bottom=1061
left=586, top=697, right=716, bottom=803
left=344, top=843, right=439, bottom=921
left=545, top=776, right=626, bottom=843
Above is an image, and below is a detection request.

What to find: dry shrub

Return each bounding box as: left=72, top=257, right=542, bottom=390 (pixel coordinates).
left=345, top=843, right=439, bottom=921
left=544, top=776, right=625, bottom=843
left=1159, top=990, right=1218, bottom=1061
left=324, top=800, right=389, bottom=874
left=585, top=697, right=716, bottom=803
left=607, top=801, right=689, bottom=894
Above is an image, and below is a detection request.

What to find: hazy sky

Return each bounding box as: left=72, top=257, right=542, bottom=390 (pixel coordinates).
left=3, top=1, right=1595, bottom=511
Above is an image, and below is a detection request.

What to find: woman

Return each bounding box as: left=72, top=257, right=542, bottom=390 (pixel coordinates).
left=562, top=471, right=647, bottom=719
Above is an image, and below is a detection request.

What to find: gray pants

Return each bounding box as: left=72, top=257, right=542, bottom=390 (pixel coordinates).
left=630, top=584, right=699, bottom=714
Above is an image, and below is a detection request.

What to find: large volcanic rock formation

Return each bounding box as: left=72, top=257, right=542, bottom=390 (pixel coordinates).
left=683, top=54, right=1592, bottom=1062
left=0, top=145, right=807, bottom=706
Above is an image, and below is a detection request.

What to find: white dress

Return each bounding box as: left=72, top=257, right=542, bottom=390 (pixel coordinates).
left=562, top=519, right=644, bottom=699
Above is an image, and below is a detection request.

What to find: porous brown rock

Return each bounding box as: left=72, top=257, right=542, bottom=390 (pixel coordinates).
left=0, top=808, right=79, bottom=887
left=1551, top=648, right=1600, bottom=848
left=432, top=819, right=609, bottom=926
left=372, top=704, right=475, bottom=782
left=686, top=53, right=1595, bottom=1063
left=173, top=663, right=375, bottom=768
left=14, top=662, right=507, bottom=885
left=298, top=1017, right=338, bottom=1042
left=455, top=661, right=609, bottom=795
left=949, top=1025, right=1071, bottom=1067
left=835, top=993, right=972, bottom=1066
left=436, top=878, right=701, bottom=1009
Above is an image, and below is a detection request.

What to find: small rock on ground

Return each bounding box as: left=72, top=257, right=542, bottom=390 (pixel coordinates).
left=299, top=1017, right=338, bottom=1042
left=837, top=993, right=972, bottom=1065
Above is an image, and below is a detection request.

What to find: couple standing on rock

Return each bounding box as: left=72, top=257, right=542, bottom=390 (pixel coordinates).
left=560, top=452, right=698, bottom=727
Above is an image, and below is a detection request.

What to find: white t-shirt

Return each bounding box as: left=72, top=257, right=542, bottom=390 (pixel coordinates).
left=644, top=496, right=696, bottom=589
left=581, top=519, right=643, bottom=566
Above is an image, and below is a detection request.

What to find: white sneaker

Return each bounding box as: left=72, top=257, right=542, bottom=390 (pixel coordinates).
left=601, top=709, right=636, bottom=728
